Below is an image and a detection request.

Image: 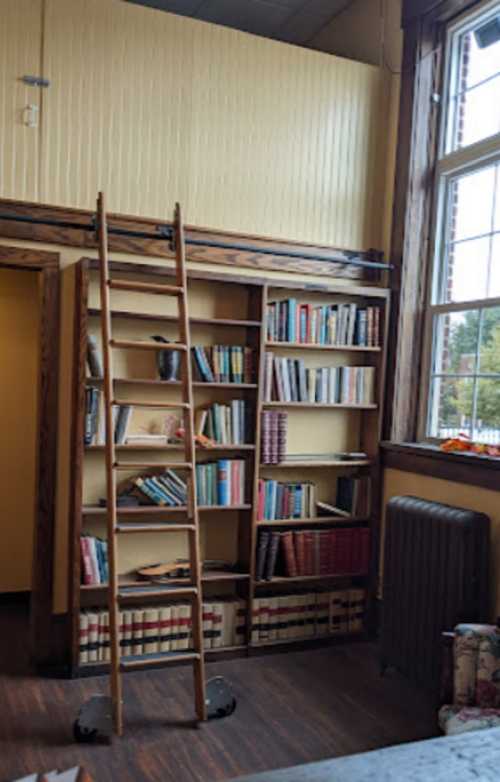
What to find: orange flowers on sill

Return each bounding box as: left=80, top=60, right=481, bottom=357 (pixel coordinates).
left=440, top=433, right=500, bottom=457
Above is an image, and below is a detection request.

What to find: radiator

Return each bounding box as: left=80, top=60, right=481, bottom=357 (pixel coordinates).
left=381, top=495, right=490, bottom=693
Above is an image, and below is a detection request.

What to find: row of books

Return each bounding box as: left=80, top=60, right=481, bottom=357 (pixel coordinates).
left=192, top=345, right=253, bottom=384
left=87, top=334, right=254, bottom=385
left=260, top=410, right=287, bottom=464
left=257, top=479, right=316, bottom=521
left=263, top=355, right=376, bottom=406
left=79, top=598, right=247, bottom=664
left=80, top=536, right=108, bottom=585
left=195, top=459, right=246, bottom=506
left=84, top=388, right=132, bottom=446
left=132, top=468, right=187, bottom=507
left=251, top=589, right=366, bottom=642
left=256, top=528, right=370, bottom=580
left=196, top=401, right=249, bottom=445
left=266, top=299, right=381, bottom=347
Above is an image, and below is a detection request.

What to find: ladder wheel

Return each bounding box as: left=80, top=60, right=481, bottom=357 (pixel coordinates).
left=73, top=719, right=98, bottom=744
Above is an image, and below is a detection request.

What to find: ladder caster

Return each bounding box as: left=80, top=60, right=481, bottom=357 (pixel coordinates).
left=73, top=695, right=113, bottom=743
left=206, top=676, right=236, bottom=719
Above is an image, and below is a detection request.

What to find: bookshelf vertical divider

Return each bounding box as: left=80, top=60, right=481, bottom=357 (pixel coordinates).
left=68, top=256, right=390, bottom=675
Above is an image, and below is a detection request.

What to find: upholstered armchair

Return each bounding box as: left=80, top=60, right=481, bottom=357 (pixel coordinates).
left=439, top=623, right=500, bottom=736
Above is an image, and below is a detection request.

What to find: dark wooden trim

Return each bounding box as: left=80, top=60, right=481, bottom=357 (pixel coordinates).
left=67, top=260, right=90, bottom=669
left=0, top=591, right=31, bottom=606
left=381, top=441, right=500, bottom=491
left=384, top=14, right=443, bottom=442
left=0, top=198, right=383, bottom=281
left=0, top=246, right=60, bottom=665
left=403, top=0, right=482, bottom=27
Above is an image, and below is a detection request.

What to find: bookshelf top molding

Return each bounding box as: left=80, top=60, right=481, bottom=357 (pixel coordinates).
left=0, top=197, right=387, bottom=282
left=84, top=258, right=390, bottom=299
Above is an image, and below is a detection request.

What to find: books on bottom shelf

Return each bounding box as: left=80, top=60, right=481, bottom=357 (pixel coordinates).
left=263, top=353, right=375, bottom=405
left=79, top=598, right=247, bottom=664
left=260, top=410, right=287, bottom=464
left=196, top=459, right=246, bottom=506
left=251, top=588, right=366, bottom=644
left=256, top=528, right=370, bottom=580
left=257, top=479, right=316, bottom=521
left=80, top=536, right=109, bottom=585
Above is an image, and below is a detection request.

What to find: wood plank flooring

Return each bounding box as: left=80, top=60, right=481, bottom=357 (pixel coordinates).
left=0, top=604, right=437, bottom=782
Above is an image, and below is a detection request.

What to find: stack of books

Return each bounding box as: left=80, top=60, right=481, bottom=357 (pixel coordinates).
left=192, top=345, right=253, bottom=384
left=196, top=401, right=248, bottom=445
left=79, top=598, right=247, bottom=663
left=251, top=588, right=366, bottom=643
left=335, top=476, right=371, bottom=517
left=257, top=479, right=316, bottom=521
left=263, top=353, right=376, bottom=405
left=260, top=410, right=287, bottom=464
left=132, top=468, right=187, bottom=506
left=266, top=298, right=380, bottom=347
left=196, top=459, right=246, bottom=506
left=256, top=527, right=370, bottom=580
left=80, top=536, right=109, bottom=585
left=84, top=389, right=132, bottom=446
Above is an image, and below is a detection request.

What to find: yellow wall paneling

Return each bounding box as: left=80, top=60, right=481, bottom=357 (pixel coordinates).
left=0, top=268, right=41, bottom=591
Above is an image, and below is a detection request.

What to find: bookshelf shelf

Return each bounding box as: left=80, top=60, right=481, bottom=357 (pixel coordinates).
left=81, top=571, right=250, bottom=592
left=254, top=573, right=369, bottom=585
left=255, top=516, right=368, bottom=527
left=88, top=307, right=262, bottom=329
left=265, top=341, right=381, bottom=352
left=70, top=257, right=389, bottom=674
left=261, top=402, right=378, bottom=410
left=86, top=377, right=258, bottom=390
left=259, top=460, right=371, bottom=468
left=85, top=443, right=256, bottom=452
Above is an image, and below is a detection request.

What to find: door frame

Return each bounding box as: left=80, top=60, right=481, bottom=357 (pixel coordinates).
left=0, top=244, right=60, bottom=663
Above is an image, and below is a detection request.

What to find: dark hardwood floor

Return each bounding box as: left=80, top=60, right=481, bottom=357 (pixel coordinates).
left=0, top=603, right=437, bottom=782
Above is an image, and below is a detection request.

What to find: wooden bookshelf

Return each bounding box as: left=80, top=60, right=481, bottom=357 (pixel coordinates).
left=68, top=257, right=390, bottom=676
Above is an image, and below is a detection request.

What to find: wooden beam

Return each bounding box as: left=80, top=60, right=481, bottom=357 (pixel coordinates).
left=0, top=198, right=383, bottom=281
left=402, top=0, right=480, bottom=27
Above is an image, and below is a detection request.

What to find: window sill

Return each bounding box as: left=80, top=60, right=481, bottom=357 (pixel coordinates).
left=380, top=441, right=500, bottom=491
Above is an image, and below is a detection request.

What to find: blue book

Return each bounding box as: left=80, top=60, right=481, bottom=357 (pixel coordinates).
left=217, top=460, right=231, bottom=505
left=287, top=299, right=297, bottom=343
left=294, top=485, right=303, bottom=517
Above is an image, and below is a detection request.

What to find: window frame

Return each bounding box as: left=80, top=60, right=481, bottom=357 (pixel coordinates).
left=418, top=0, right=500, bottom=443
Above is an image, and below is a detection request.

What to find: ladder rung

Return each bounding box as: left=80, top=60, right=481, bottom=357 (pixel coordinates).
left=113, top=461, right=193, bottom=470
left=120, top=650, right=200, bottom=670
left=108, top=280, right=183, bottom=296
left=117, top=585, right=198, bottom=599
left=112, top=399, right=188, bottom=409
left=115, top=523, right=196, bottom=533
left=110, top=339, right=187, bottom=352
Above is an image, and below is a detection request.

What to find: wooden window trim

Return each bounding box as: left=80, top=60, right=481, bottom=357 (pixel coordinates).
left=384, top=0, right=500, bottom=482
left=0, top=245, right=61, bottom=666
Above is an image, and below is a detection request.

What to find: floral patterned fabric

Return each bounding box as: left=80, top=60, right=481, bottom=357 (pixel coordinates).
left=439, top=624, right=500, bottom=736
left=454, top=624, right=500, bottom=708
left=438, top=705, right=500, bottom=736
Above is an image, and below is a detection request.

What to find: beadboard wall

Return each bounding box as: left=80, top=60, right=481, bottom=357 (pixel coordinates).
left=2, top=0, right=394, bottom=252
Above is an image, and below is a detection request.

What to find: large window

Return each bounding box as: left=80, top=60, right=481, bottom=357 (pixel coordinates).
left=425, top=0, right=500, bottom=443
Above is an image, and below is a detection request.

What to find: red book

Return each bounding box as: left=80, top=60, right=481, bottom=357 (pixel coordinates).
left=305, top=304, right=313, bottom=343
left=294, top=531, right=306, bottom=576
left=359, top=528, right=371, bottom=574
left=319, top=530, right=332, bottom=574
left=80, top=537, right=94, bottom=585
left=304, top=531, right=314, bottom=575
left=281, top=531, right=298, bottom=577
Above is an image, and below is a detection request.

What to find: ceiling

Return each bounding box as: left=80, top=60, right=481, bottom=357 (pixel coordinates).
left=124, top=0, right=356, bottom=50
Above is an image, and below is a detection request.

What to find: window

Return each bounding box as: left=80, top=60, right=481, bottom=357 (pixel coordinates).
left=424, top=0, right=500, bottom=443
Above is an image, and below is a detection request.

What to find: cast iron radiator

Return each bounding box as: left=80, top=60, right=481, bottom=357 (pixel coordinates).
left=380, top=495, right=490, bottom=692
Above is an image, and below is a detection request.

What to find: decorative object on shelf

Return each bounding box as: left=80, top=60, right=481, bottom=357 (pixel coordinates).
left=151, top=335, right=180, bottom=381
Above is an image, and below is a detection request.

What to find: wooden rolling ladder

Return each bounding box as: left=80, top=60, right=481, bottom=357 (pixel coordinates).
left=96, top=192, right=207, bottom=736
